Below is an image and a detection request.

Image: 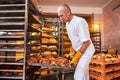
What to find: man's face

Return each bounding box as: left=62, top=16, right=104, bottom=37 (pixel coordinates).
left=58, top=9, right=69, bottom=23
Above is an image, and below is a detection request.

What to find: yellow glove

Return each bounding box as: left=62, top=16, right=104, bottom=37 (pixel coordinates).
left=70, top=51, right=82, bottom=67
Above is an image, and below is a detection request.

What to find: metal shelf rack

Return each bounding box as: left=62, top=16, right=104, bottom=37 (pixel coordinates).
left=0, top=0, right=27, bottom=80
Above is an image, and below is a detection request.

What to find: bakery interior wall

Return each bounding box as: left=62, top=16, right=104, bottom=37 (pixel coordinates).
left=103, top=0, right=120, bottom=54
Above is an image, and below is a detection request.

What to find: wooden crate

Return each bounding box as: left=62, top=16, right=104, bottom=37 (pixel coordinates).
left=89, top=54, right=120, bottom=80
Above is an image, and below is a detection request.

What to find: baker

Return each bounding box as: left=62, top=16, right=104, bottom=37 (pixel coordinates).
left=58, top=4, right=95, bottom=80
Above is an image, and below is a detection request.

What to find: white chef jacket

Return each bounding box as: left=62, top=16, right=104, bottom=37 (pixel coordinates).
left=66, top=16, right=95, bottom=80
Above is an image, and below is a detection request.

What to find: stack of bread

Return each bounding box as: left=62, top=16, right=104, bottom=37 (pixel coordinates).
left=92, top=53, right=119, bottom=62
left=41, top=26, right=58, bottom=60
left=27, top=54, right=69, bottom=67
left=42, top=38, right=57, bottom=44
left=41, top=51, right=58, bottom=57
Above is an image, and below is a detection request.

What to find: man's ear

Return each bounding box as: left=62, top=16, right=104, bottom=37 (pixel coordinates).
left=66, top=10, right=70, bottom=16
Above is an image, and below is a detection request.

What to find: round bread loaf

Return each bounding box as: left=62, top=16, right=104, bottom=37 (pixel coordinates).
left=42, top=32, right=49, bottom=37
left=43, top=51, right=52, bottom=56
left=41, top=45, right=48, bottom=51
left=31, top=46, right=37, bottom=51
left=41, top=45, right=48, bottom=48
left=49, top=38, right=57, bottom=44
left=51, top=51, right=58, bottom=57
left=48, top=46, right=57, bottom=50
left=42, top=38, right=49, bottom=44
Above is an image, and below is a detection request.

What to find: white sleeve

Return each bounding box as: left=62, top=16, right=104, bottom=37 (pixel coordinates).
left=76, top=18, right=90, bottom=42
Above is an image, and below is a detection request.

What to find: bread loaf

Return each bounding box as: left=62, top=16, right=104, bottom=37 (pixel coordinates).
left=49, top=38, right=57, bottom=44
left=43, top=51, right=52, bottom=56
left=31, top=32, right=40, bottom=36
left=30, top=40, right=40, bottom=44
left=31, top=46, right=37, bottom=51
left=42, top=38, right=49, bottom=44
left=51, top=51, right=58, bottom=57
left=48, top=46, right=57, bottom=50
left=42, top=32, right=49, bottom=37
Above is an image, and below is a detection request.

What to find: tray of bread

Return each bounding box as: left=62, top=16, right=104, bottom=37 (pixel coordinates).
left=27, top=54, right=74, bottom=70
left=91, top=53, right=120, bottom=65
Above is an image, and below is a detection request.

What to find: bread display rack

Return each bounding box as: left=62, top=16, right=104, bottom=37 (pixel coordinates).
left=0, top=0, right=27, bottom=80
left=27, top=1, right=74, bottom=80
left=0, top=0, right=43, bottom=79
left=41, top=18, right=62, bottom=56
left=89, top=53, right=120, bottom=80
left=0, top=0, right=74, bottom=80
left=27, top=0, right=42, bottom=55
left=28, top=17, right=75, bottom=80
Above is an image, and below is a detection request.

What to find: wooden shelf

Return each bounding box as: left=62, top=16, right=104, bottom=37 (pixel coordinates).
left=90, top=54, right=120, bottom=80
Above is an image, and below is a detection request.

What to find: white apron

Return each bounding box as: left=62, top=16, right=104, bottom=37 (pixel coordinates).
left=74, top=44, right=95, bottom=80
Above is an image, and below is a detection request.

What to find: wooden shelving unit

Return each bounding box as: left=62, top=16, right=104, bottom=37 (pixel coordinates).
left=89, top=54, right=120, bottom=80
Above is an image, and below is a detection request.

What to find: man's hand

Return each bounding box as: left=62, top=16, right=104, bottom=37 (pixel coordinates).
left=70, top=51, right=82, bottom=68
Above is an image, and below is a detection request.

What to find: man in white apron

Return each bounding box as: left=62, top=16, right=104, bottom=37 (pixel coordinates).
left=58, top=4, right=95, bottom=80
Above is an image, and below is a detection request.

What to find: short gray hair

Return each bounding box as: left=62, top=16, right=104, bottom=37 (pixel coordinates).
left=58, top=4, right=71, bottom=12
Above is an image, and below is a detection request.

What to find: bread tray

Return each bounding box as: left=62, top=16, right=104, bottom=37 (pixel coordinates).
left=27, top=62, right=74, bottom=70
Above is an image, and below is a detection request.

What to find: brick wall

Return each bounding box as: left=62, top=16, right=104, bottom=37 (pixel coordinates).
left=103, top=0, right=120, bottom=54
